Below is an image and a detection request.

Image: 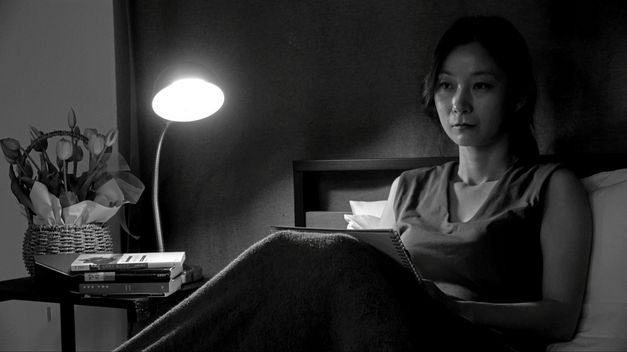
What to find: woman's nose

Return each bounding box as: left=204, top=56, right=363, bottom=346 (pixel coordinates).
left=452, top=87, right=472, bottom=114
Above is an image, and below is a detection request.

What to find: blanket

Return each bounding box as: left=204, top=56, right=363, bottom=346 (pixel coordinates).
left=113, top=230, right=514, bottom=352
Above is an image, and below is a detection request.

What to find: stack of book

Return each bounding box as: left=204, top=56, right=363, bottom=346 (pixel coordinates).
left=34, top=252, right=189, bottom=297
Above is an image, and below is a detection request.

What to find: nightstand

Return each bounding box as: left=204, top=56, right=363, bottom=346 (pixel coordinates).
left=0, top=276, right=206, bottom=352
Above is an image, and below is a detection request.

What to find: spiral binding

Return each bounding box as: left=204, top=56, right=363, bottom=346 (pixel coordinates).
left=389, top=233, right=424, bottom=285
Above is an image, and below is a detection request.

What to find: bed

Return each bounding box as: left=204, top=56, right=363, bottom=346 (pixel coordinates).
left=293, top=155, right=627, bottom=352
left=115, top=154, right=627, bottom=352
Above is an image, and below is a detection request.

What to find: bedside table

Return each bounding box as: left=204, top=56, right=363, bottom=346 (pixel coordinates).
left=0, top=276, right=206, bottom=352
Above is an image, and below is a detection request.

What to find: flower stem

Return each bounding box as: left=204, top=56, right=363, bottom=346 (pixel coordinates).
left=14, top=163, right=28, bottom=178
left=20, top=148, right=41, bottom=173
left=42, top=150, right=58, bottom=173
left=63, top=161, right=68, bottom=192
left=92, top=151, right=105, bottom=174
left=79, top=151, right=105, bottom=200
left=72, top=137, right=78, bottom=176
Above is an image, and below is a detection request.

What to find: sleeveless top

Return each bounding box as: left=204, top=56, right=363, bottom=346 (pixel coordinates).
left=394, top=160, right=561, bottom=303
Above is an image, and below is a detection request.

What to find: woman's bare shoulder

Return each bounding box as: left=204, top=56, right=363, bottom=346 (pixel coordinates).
left=546, top=167, right=587, bottom=198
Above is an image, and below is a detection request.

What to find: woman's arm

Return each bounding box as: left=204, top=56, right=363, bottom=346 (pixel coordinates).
left=434, top=168, right=593, bottom=341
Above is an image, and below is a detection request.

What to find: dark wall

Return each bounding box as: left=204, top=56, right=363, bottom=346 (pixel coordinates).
left=120, top=0, right=627, bottom=276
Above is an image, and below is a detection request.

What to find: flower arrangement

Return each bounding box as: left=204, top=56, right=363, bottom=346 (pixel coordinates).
left=1, top=108, right=144, bottom=226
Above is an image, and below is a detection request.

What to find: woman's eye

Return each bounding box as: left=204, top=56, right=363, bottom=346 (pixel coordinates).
left=438, top=81, right=453, bottom=90
left=473, top=82, right=493, bottom=90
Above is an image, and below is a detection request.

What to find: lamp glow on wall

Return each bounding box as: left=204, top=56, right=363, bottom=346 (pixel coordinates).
left=151, top=63, right=225, bottom=252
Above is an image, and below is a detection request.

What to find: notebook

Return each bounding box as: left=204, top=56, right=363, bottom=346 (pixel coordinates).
left=271, top=226, right=424, bottom=285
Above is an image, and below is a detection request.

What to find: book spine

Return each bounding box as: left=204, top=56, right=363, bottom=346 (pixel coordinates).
left=83, top=271, right=172, bottom=282
left=79, top=281, right=176, bottom=296
left=83, top=272, right=116, bottom=282
left=73, top=261, right=184, bottom=272
left=71, top=262, right=149, bottom=272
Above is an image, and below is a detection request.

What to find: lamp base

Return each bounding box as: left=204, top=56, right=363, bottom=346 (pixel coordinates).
left=181, top=264, right=204, bottom=285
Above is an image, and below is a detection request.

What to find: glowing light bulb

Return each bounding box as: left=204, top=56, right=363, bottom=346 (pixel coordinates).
left=151, top=78, right=225, bottom=122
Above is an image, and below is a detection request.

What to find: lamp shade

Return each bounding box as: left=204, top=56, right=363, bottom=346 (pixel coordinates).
left=151, top=63, right=225, bottom=122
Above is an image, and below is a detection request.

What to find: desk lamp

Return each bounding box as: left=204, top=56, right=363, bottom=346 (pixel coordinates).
left=151, top=63, right=225, bottom=252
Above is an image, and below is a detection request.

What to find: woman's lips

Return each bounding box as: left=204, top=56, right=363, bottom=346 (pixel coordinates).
left=452, top=123, right=475, bottom=128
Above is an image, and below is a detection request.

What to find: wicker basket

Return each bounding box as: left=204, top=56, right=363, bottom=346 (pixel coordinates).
left=22, top=223, right=113, bottom=276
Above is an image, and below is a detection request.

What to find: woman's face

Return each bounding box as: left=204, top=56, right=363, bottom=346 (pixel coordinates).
left=434, top=42, right=511, bottom=150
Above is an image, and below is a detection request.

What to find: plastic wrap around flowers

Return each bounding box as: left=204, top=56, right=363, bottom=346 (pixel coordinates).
left=1, top=108, right=144, bottom=226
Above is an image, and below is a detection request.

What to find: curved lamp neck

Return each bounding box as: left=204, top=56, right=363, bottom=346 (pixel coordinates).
left=152, top=121, right=171, bottom=252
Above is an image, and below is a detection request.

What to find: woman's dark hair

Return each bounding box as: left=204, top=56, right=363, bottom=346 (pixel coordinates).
left=422, top=16, right=539, bottom=160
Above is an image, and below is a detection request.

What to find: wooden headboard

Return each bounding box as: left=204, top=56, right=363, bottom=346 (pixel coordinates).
left=293, top=154, right=627, bottom=228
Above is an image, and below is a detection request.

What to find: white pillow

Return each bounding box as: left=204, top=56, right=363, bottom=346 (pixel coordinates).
left=349, top=200, right=387, bottom=217
left=344, top=214, right=382, bottom=230
left=345, top=200, right=387, bottom=230
left=548, top=169, right=627, bottom=351
left=581, top=168, right=627, bottom=192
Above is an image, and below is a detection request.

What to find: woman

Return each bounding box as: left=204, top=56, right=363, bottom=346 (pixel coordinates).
left=115, top=16, right=591, bottom=352
left=379, top=15, right=592, bottom=349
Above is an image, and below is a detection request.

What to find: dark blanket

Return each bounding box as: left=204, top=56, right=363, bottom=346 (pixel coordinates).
left=113, top=230, right=513, bottom=352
